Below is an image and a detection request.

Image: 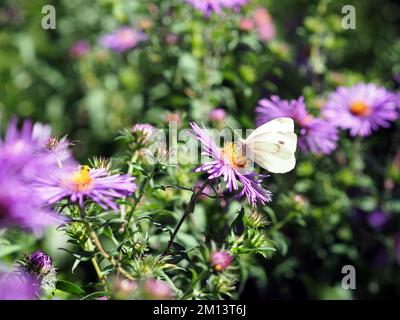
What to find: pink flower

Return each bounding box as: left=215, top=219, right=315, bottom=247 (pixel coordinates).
left=69, top=41, right=90, bottom=59
left=252, top=7, right=276, bottom=42
left=143, top=279, right=174, bottom=300
left=211, top=251, right=233, bottom=271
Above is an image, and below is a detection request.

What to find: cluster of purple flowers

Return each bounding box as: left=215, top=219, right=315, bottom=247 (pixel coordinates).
left=256, top=83, right=399, bottom=155
left=99, top=27, right=147, bottom=52
left=69, top=26, right=147, bottom=57
left=0, top=118, right=137, bottom=233
left=186, top=0, right=248, bottom=17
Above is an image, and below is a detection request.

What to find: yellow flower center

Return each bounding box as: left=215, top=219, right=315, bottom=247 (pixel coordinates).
left=70, top=166, right=93, bottom=192
left=349, top=101, right=371, bottom=117
left=221, top=142, right=247, bottom=169
left=214, top=264, right=223, bottom=272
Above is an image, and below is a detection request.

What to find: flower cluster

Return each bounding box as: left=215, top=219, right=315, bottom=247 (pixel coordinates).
left=186, top=0, right=248, bottom=17
left=99, top=27, right=147, bottom=52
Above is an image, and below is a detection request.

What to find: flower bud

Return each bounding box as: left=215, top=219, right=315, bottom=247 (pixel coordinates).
left=211, top=251, right=233, bottom=272
left=28, top=250, right=53, bottom=275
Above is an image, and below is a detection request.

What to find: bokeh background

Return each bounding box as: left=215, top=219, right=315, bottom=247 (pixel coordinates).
left=1, top=0, right=400, bottom=299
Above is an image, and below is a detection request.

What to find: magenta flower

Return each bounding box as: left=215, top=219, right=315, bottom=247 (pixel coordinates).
left=69, top=41, right=90, bottom=59
left=323, top=83, right=399, bottom=137
left=0, top=271, right=38, bottom=300
left=35, top=166, right=137, bottom=211
left=211, top=250, right=233, bottom=271
left=256, top=96, right=338, bottom=154
left=189, top=123, right=271, bottom=206
left=99, top=27, right=147, bottom=52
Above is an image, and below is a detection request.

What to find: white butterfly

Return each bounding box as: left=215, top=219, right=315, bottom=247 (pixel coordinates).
left=241, top=117, right=297, bottom=174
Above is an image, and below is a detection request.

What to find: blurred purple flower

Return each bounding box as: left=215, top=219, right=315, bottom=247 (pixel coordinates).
left=209, top=108, right=227, bottom=122
left=32, top=122, right=75, bottom=168
left=367, top=210, right=389, bottom=229
left=99, top=27, right=147, bottom=52
left=211, top=250, right=233, bottom=271
left=0, top=119, right=64, bottom=232
left=186, top=0, right=248, bottom=16
left=256, top=96, right=338, bottom=154
left=69, top=41, right=90, bottom=59
left=143, top=279, right=174, bottom=300
left=189, top=122, right=271, bottom=206
left=34, top=166, right=137, bottom=211
left=323, top=83, right=399, bottom=137
left=0, top=271, right=38, bottom=300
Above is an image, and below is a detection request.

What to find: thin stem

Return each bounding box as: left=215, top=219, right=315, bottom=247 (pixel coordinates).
left=125, top=166, right=156, bottom=226
left=119, top=153, right=138, bottom=232
left=78, top=206, right=134, bottom=281
left=163, top=181, right=208, bottom=255
left=90, top=257, right=105, bottom=285
left=89, top=229, right=134, bottom=281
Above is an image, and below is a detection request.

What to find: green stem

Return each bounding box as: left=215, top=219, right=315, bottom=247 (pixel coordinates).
left=162, top=180, right=208, bottom=255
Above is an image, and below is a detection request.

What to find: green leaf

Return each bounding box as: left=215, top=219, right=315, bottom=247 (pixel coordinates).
left=56, top=280, right=85, bottom=296
left=0, top=245, right=21, bottom=258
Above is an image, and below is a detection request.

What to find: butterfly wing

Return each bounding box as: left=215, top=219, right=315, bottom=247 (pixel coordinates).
left=243, top=117, right=297, bottom=173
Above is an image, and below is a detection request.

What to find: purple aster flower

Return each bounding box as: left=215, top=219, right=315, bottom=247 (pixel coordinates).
left=211, top=250, right=233, bottom=271
left=189, top=123, right=271, bottom=206
left=99, top=27, right=147, bottom=52
left=34, top=165, right=137, bottom=211
left=323, top=83, right=399, bottom=137
left=0, top=271, right=38, bottom=300
left=256, top=96, right=339, bottom=154
left=0, top=173, right=59, bottom=232
left=0, top=119, right=63, bottom=232
left=367, top=210, right=389, bottom=229
left=32, top=122, right=75, bottom=168
left=143, top=279, right=174, bottom=300
left=69, top=40, right=90, bottom=59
